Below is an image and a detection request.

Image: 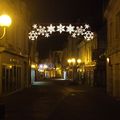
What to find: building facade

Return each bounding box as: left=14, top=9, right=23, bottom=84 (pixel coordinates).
left=105, top=0, right=120, bottom=98
left=0, top=0, right=30, bottom=96
left=77, top=35, right=97, bottom=86
left=62, top=36, right=77, bottom=81
left=63, top=35, right=97, bottom=84
left=64, top=30, right=106, bottom=86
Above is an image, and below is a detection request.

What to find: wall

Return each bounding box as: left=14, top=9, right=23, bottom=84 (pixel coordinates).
left=105, top=0, right=120, bottom=98
left=0, top=0, right=30, bottom=96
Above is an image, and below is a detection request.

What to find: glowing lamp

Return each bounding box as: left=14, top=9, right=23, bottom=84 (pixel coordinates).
left=31, top=64, right=36, bottom=69
left=107, top=57, right=110, bottom=63
left=71, top=58, right=76, bottom=64
left=0, top=14, right=12, bottom=27
left=67, top=59, right=72, bottom=63
left=77, top=59, right=81, bottom=64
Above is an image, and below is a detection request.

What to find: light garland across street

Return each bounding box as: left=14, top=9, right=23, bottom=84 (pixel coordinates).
left=28, top=23, right=94, bottom=41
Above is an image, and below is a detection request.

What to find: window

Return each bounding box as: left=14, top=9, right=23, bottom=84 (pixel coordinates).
left=109, top=22, right=113, bottom=48
left=116, top=11, right=120, bottom=39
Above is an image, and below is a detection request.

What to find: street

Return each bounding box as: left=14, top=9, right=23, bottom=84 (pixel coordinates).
left=2, top=80, right=120, bottom=120
left=0, top=1, right=120, bottom=120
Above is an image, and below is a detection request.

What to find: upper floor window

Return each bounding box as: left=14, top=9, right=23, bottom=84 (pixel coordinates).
left=116, top=11, right=120, bottom=39
left=109, top=22, right=113, bottom=48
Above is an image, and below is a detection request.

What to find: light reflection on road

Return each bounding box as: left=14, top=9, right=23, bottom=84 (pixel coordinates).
left=32, top=81, right=51, bottom=85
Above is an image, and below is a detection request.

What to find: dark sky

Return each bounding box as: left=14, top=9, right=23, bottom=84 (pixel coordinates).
left=27, top=0, right=105, bottom=59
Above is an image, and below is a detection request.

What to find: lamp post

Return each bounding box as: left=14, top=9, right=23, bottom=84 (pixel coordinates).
left=0, top=14, right=12, bottom=39
left=71, top=58, right=76, bottom=82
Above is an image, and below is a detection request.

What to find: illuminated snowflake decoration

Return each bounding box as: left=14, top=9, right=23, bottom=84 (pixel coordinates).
left=72, top=33, right=77, bottom=38
left=84, top=24, right=90, bottom=29
left=84, top=31, right=94, bottom=41
left=66, top=24, right=75, bottom=34
left=28, top=31, right=38, bottom=40
left=47, top=24, right=55, bottom=34
left=45, top=33, right=50, bottom=38
left=75, top=26, right=85, bottom=36
left=32, top=24, right=38, bottom=29
left=37, top=26, right=46, bottom=35
left=57, top=24, right=65, bottom=33
left=28, top=23, right=94, bottom=41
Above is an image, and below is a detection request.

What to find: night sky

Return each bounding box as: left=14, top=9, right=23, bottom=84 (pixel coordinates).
left=27, top=0, right=105, bottom=59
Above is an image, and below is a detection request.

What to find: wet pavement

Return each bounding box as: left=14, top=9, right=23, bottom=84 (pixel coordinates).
left=1, top=80, right=120, bottom=120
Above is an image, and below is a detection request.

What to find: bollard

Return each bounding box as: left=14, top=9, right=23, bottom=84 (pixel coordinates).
left=0, top=103, right=5, bottom=120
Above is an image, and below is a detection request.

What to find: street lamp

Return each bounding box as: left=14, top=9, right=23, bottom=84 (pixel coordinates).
left=67, top=58, right=82, bottom=82
left=67, top=59, right=72, bottom=65
left=77, top=59, right=82, bottom=64
left=0, top=14, right=12, bottom=39
left=71, top=58, right=76, bottom=65
left=67, top=58, right=81, bottom=66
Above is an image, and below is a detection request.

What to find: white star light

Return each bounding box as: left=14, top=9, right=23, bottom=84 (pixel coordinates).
left=66, top=24, right=75, bottom=34
left=47, top=24, right=55, bottom=34
left=37, top=26, right=46, bottom=35
left=72, top=33, right=77, bottom=38
left=57, top=24, right=65, bottom=33
left=28, top=30, right=38, bottom=40
left=32, top=24, right=38, bottom=29
left=84, top=24, right=90, bottom=29
left=45, top=33, right=50, bottom=37
left=84, top=31, right=94, bottom=41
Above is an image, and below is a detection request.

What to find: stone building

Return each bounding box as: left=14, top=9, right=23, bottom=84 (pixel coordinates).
left=104, top=0, right=120, bottom=98
left=63, top=34, right=97, bottom=85
left=0, top=0, right=30, bottom=96
left=77, top=35, right=97, bottom=86
left=64, top=28, right=106, bottom=86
